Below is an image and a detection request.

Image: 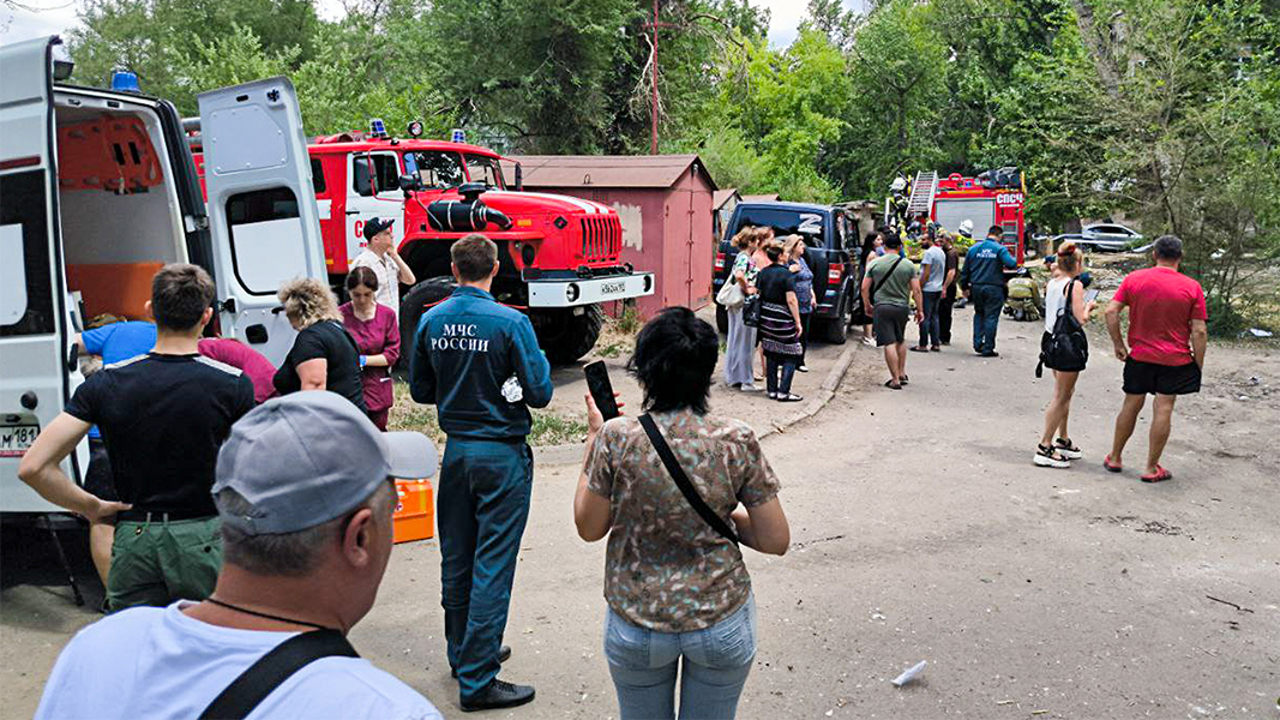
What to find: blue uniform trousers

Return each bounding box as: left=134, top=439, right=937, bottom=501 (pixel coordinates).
left=438, top=437, right=533, bottom=700
left=970, top=284, right=1005, bottom=353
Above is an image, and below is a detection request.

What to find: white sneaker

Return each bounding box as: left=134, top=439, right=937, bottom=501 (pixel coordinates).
left=767, top=391, right=778, bottom=399
left=1033, top=445, right=1071, bottom=468
left=740, top=383, right=760, bottom=393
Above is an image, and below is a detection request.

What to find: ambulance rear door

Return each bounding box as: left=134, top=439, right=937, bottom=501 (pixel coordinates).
left=0, top=36, right=80, bottom=512
left=198, top=78, right=326, bottom=366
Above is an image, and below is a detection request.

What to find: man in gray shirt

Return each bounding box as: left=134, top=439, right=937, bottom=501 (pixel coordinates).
left=912, top=229, right=947, bottom=352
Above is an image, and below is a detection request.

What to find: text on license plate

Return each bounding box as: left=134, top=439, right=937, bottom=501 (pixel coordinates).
left=0, top=425, right=39, bottom=457
left=598, top=281, right=628, bottom=297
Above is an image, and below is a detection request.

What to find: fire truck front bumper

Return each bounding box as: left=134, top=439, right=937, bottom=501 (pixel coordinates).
left=527, top=272, right=655, bottom=308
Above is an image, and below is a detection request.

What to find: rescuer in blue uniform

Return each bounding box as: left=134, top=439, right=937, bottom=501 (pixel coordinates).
left=410, top=233, right=553, bottom=712
left=959, top=224, right=1018, bottom=357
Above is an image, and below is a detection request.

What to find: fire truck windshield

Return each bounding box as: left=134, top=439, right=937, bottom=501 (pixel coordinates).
left=407, top=150, right=465, bottom=189
left=464, top=154, right=505, bottom=189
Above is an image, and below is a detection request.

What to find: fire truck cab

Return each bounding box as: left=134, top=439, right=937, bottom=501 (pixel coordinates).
left=193, top=128, right=655, bottom=364
left=0, top=36, right=325, bottom=512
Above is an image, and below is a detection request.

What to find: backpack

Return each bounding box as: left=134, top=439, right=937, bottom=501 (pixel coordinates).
left=1036, top=279, right=1088, bottom=377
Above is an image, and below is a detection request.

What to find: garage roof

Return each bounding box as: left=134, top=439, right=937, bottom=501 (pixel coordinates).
left=504, top=154, right=716, bottom=190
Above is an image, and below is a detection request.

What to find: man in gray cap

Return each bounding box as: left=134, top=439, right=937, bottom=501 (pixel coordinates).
left=33, top=393, right=444, bottom=720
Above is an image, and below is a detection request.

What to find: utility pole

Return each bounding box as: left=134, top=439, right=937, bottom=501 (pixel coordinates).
left=643, top=0, right=675, bottom=155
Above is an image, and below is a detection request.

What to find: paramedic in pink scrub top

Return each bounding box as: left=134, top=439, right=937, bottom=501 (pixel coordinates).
left=340, top=267, right=401, bottom=430
left=197, top=338, right=278, bottom=405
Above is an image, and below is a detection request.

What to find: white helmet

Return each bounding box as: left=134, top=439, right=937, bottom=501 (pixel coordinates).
left=958, top=219, right=974, bottom=237
left=890, top=176, right=907, bottom=192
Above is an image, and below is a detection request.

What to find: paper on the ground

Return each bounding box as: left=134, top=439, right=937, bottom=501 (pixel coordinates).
left=891, top=660, right=927, bottom=687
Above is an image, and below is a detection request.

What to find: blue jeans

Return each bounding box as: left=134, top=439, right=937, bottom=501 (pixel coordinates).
left=918, top=290, right=941, bottom=347
left=765, top=355, right=797, bottom=395
left=438, top=438, right=533, bottom=700
left=605, top=595, right=757, bottom=720
left=970, top=284, right=1005, bottom=353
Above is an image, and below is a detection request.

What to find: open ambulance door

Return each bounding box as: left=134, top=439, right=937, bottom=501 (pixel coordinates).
left=0, top=36, right=82, bottom=512
left=198, top=78, right=326, bottom=366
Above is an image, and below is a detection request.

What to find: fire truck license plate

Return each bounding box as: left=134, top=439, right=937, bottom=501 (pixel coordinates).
left=598, top=281, right=629, bottom=298
left=0, top=424, right=39, bottom=457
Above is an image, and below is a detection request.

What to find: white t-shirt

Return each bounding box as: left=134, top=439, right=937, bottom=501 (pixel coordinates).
left=350, top=249, right=402, bottom=312
left=1044, top=276, right=1072, bottom=333
left=34, top=602, right=442, bottom=720
left=921, top=245, right=947, bottom=292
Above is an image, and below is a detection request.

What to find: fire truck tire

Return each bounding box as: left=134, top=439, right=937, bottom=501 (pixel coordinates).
left=397, top=277, right=458, bottom=369
left=715, top=304, right=728, bottom=334
left=536, top=305, right=604, bottom=365
left=820, top=295, right=849, bottom=345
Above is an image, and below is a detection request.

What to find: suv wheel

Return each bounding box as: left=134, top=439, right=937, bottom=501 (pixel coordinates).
left=821, top=295, right=849, bottom=344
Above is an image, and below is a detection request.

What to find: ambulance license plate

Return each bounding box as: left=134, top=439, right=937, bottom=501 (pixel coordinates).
left=0, top=424, right=39, bottom=457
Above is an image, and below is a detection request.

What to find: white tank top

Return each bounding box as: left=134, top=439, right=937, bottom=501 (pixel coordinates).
left=1044, top=276, right=1072, bottom=332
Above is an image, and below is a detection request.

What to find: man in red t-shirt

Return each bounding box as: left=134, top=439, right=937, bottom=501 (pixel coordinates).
left=1103, top=235, right=1208, bottom=482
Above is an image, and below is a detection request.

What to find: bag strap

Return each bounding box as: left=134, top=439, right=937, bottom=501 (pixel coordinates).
left=638, top=414, right=740, bottom=546
left=870, top=256, right=905, bottom=303
left=198, top=629, right=358, bottom=720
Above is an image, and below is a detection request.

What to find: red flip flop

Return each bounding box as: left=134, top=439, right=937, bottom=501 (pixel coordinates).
left=1103, top=455, right=1123, bottom=473
left=1140, top=466, right=1173, bottom=483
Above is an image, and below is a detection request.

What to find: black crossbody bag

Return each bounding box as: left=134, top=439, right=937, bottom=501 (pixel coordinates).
left=199, top=629, right=358, bottom=720
left=638, top=414, right=740, bottom=545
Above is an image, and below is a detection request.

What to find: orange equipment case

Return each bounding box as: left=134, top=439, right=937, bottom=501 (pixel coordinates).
left=393, top=479, right=434, bottom=544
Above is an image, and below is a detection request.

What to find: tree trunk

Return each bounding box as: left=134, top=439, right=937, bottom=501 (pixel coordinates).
left=1069, top=0, right=1122, bottom=101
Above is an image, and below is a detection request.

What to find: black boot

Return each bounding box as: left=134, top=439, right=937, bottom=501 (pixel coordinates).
left=460, top=678, right=535, bottom=712
left=451, top=645, right=511, bottom=678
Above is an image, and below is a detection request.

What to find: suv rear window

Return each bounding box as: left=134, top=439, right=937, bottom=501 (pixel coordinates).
left=731, top=206, right=827, bottom=248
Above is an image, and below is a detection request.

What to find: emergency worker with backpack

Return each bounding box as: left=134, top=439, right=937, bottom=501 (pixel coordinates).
left=1034, top=242, right=1096, bottom=468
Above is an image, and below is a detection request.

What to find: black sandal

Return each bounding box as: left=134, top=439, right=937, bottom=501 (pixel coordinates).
left=884, top=380, right=902, bottom=390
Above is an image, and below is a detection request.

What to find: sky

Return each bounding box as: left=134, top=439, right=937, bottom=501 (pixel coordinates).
left=1, top=0, right=866, bottom=49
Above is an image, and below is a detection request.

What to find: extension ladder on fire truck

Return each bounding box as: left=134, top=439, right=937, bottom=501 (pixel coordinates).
left=906, top=171, right=938, bottom=216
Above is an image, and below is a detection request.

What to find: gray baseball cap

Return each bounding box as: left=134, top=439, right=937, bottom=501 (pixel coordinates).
left=213, top=392, right=437, bottom=536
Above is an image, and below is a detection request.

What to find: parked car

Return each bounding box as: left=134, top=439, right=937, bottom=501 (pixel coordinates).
left=711, top=202, right=857, bottom=344
left=1054, top=223, right=1145, bottom=252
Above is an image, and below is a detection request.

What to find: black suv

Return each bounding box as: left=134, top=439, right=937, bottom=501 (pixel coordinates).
left=712, top=202, right=857, bottom=344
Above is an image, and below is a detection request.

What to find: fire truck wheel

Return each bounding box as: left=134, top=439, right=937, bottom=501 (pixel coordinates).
left=396, top=277, right=459, bottom=370
left=715, top=304, right=728, bottom=335
left=820, top=295, right=849, bottom=345
left=535, top=305, right=605, bottom=365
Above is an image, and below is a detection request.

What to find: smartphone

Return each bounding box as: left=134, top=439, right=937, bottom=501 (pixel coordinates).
left=1084, top=289, right=1100, bottom=305
left=584, top=361, right=620, bottom=421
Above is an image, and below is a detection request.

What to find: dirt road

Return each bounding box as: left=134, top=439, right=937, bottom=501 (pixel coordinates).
left=3, top=309, right=1277, bottom=719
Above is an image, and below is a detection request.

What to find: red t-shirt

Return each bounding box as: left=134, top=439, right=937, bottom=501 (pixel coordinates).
left=1112, top=266, right=1207, bottom=366
left=197, top=338, right=278, bottom=404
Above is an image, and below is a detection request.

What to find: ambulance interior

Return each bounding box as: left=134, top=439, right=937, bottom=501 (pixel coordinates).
left=53, top=95, right=187, bottom=329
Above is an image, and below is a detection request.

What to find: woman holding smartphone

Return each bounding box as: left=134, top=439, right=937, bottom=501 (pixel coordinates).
left=1035, top=241, right=1096, bottom=468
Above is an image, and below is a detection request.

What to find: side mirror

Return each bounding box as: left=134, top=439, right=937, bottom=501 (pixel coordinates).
left=398, top=174, right=421, bottom=193
left=514, top=162, right=523, bottom=191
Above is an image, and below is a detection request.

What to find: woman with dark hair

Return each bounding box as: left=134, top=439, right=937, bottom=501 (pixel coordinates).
left=853, top=232, right=883, bottom=346
left=755, top=240, right=804, bottom=402
left=573, top=306, right=790, bottom=720
left=340, top=266, right=401, bottom=430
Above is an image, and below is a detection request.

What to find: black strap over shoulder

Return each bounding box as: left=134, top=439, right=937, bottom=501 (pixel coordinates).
left=638, top=413, right=740, bottom=546
left=870, top=255, right=905, bottom=304
left=199, top=629, right=359, bottom=720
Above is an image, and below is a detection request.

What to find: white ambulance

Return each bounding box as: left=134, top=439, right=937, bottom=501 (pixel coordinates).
left=0, top=36, right=327, bottom=513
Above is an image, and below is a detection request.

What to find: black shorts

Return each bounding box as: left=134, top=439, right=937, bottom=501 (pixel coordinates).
left=1123, top=358, right=1201, bottom=396
left=872, top=304, right=909, bottom=347
left=83, top=437, right=118, bottom=502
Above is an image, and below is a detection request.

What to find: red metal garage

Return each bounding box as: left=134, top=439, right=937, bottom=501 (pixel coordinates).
left=503, top=154, right=717, bottom=319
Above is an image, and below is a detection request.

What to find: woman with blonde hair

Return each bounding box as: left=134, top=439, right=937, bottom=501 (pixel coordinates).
left=1035, top=242, right=1095, bottom=468
left=723, top=226, right=761, bottom=391
left=273, top=277, right=368, bottom=412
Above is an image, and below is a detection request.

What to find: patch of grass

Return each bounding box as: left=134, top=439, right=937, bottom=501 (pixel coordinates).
left=388, top=383, right=586, bottom=446
left=595, top=341, right=625, bottom=359
left=614, top=305, right=643, bottom=335
left=529, top=410, right=589, bottom=446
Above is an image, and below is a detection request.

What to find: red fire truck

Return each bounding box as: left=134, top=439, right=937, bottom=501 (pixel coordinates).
left=896, top=168, right=1027, bottom=264
left=192, top=123, right=653, bottom=363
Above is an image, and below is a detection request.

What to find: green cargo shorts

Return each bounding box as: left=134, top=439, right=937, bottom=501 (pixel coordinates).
left=106, top=514, right=222, bottom=612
